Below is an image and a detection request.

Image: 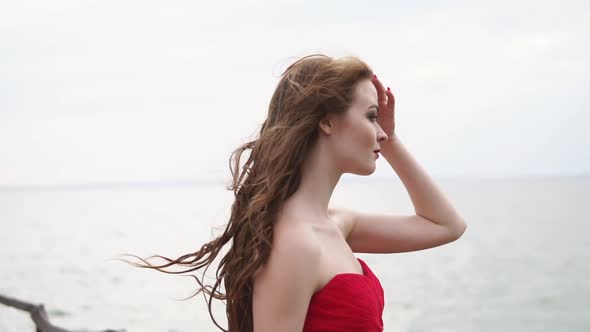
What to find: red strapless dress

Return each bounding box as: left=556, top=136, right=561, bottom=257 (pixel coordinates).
left=303, top=257, right=385, bottom=332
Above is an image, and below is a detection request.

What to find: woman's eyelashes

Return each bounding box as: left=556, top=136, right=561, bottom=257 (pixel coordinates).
left=368, top=112, right=379, bottom=122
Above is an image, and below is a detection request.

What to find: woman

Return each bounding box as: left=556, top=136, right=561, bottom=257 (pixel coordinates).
left=126, top=54, right=467, bottom=331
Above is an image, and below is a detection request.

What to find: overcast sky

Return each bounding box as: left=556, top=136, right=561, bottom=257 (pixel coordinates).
left=1, top=0, right=588, bottom=186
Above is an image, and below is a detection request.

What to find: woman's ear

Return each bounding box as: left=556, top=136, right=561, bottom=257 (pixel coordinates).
left=318, top=113, right=336, bottom=136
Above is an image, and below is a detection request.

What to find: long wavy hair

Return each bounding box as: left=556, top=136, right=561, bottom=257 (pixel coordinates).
left=122, top=54, right=373, bottom=331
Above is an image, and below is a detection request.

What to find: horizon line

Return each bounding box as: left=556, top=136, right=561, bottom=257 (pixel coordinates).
left=0, top=173, right=588, bottom=192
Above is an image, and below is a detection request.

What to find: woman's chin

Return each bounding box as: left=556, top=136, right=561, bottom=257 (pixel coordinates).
left=351, top=165, right=377, bottom=176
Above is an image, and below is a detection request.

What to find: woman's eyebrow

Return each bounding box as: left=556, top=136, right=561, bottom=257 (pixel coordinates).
left=367, top=104, right=379, bottom=111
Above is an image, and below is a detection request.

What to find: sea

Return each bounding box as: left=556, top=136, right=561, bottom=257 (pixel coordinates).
left=0, top=175, right=588, bottom=332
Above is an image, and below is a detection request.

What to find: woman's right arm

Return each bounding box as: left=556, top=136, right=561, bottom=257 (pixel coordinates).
left=252, top=226, right=321, bottom=332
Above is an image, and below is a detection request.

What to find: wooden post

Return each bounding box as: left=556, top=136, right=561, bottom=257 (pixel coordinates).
left=0, top=294, right=124, bottom=332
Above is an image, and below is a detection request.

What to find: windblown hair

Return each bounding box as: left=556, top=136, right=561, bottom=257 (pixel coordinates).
left=123, top=54, right=373, bottom=331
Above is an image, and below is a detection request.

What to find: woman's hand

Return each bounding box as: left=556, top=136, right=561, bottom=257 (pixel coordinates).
left=371, top=74, right=396, bottom=141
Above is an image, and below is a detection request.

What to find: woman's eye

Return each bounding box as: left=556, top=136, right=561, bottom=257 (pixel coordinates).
left=369, top=115, right=379, bottom=122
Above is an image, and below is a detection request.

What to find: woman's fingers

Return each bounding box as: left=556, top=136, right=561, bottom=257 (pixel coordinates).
left=386, top=87, right=395, bottom=111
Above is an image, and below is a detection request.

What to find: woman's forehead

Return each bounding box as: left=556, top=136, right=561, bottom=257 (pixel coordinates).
left=353, top=79, right=378, bottom=106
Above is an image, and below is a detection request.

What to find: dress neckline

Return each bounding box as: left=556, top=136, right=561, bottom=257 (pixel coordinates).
left=313, top=258, right=369, bottom=295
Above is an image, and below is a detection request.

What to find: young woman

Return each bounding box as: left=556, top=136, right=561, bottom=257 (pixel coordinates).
left=127, top=54, right=467, bottom=332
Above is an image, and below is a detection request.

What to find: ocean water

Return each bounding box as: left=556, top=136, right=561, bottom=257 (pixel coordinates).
left=0, top=175, right=588, bottom=332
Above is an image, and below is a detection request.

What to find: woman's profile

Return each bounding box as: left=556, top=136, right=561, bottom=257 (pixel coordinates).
left=123, top=54, right=467, bottom=332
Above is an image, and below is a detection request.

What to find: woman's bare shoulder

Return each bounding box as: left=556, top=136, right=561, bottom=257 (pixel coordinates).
left=252, top=215, right=322, bottom=330
left=272, top=213, right=323, bottom=260
left=328, top=206, right=356, bottom=240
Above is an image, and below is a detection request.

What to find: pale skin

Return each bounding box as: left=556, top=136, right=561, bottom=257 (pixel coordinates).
left=252, top=75, right=467, bottom=331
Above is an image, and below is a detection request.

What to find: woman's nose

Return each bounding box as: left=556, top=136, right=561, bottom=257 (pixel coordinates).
left=376, top=125, right=388, bottom=142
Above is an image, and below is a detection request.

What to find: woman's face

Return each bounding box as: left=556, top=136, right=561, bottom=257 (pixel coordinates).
left=328, top=78, right=388, bottom=175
